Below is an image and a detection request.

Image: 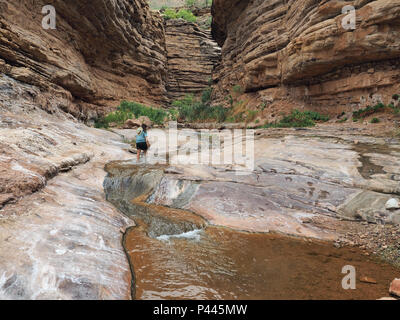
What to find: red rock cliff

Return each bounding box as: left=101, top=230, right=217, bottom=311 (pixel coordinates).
left=211, top=0, right=400, bottom=116
left=0, top=0, right=168, bottom=121
left=165, top=19, right=220, bottom=101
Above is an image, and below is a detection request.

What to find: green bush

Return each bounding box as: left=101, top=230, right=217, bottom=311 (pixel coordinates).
left=302, top=110, right=330, bottom=122
left=370, top=117, right=380, bottom=124
left=177, top=9, right=197, bottom=22
left=172, top=88, right=228, bottom=123
left=392, top=94, right=399, bottom=101
left=95, top=101, right=172, bottom=128
left=163, top=8, right=197, bottom=22
left=118, top=101, right=169, bottom=124
left=201, top=87, right=212, bottom=104
left=261, top=109, right=329, bottom=128
left=353, top=103, right=385, bottom=119
left=232, top=85, right=243, bottom=94
left=388, top=103, right=400, bottom=114
left=247, top=110, right=258, bottom=121
left=226, top=116, right=235, bottom=123
left=163, top=8, right=177, bottom=19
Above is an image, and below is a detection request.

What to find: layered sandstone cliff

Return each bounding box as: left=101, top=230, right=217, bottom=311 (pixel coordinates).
left=211, top=0, right=400, bottom=117
left=165, top=19, right=220, bottom=100
left=0, top=0, right=168, bottom=121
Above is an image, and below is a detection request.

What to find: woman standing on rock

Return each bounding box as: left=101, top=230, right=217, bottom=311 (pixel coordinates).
left=136, top=124, right=150, bottom=163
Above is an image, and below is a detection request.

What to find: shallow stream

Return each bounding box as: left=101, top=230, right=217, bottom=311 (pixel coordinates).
left=124, top=221, right=399, bottom=300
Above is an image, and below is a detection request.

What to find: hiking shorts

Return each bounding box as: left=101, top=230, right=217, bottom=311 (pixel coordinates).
left=136, top=142, right=148, bottom=151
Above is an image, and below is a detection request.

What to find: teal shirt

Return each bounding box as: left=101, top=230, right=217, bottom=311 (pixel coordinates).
left=136, top=131, right=147, bottom=143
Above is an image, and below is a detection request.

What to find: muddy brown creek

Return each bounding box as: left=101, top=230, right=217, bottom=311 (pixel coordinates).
left=124, top=222, right=399, bottom=300
left=104, top=163, right=399, bottom=300
left=103, top=131, right=400, bottom=300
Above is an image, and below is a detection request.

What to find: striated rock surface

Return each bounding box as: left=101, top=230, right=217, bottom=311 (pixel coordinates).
left=104, top=125, right=400, bottom=240
left=0, top=76, right=135, bottom=299
left=211, top=0, right=400, bottom=115
left=0, top=0, right=168, bottom=121
left=165, top=19, right=220, bottom=101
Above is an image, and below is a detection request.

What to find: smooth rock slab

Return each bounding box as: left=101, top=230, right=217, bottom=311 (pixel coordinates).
left=0, top=104, right=135, bottom=300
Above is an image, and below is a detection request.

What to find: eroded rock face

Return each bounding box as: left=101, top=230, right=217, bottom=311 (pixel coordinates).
left=211, top=0, right=400, bottom=115
left=0, top=0, right=168, bottom=120
left=0, top=76, right=135, bottom=299
left=165, top=19, right=220, bottom=101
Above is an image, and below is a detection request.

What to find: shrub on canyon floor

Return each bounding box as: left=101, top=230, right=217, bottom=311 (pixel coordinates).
left=261, top=110, right=330, bottom=128
left=232, top=85, right=243, bottom=94
left=370, top=117, right=381, bottom=124
left=247, top=110, right=259, bottom=122
left=95, top=101, right=171, bottom=128
left=352, top=102, right=400, bottom=120
left=172, top=88, right=228, bottom=123
left=352, top=103, right=386, bottom=120
left=163, top=8, right=197, bottom=22
left=388, top=103, right=400, bottom=114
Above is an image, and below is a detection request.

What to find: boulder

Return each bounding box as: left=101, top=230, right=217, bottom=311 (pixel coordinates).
left=389, top=279, right=400, bottom=297
left=385, top=198, right=400, bottom=211
left=124, top=119, right=141, bottom=129
left=137, top=116, right=153, bottom=127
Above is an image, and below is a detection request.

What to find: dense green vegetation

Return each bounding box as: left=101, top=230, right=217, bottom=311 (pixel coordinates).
left=260, top=110, right=330, bottom=128
left=95, top=91, right=400, bottom=130
left=232, top=85, right=243, bottom=94
left=352, top=102, right=400, bottom=120
left=95, top=101, right=174, bottom=129
left=172, top=88, right=228, bottom=123
left=352, top=103, right=386, bottom=119
left=96, top=87, right=229, bottom=129
left=163, top=8, right=197, bottom=22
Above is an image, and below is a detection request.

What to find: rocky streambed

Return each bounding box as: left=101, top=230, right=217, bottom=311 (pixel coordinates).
left=103, top=127, right=400, bottom=300
left=1, top=78, right=400, bottom=299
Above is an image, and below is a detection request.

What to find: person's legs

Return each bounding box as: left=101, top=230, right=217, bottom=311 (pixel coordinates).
left=137, top=149, right=141, bottom=162
left=144, top=150, right=148, bottom=162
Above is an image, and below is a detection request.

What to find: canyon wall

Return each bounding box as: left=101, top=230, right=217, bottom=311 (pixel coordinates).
left=0, top=0, right=168, bottom=121
left=211, top=0, right=400, bottom=117
left=2, top=0, right=400, bottom=120
left=165, top=19, right=220, bottom=101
